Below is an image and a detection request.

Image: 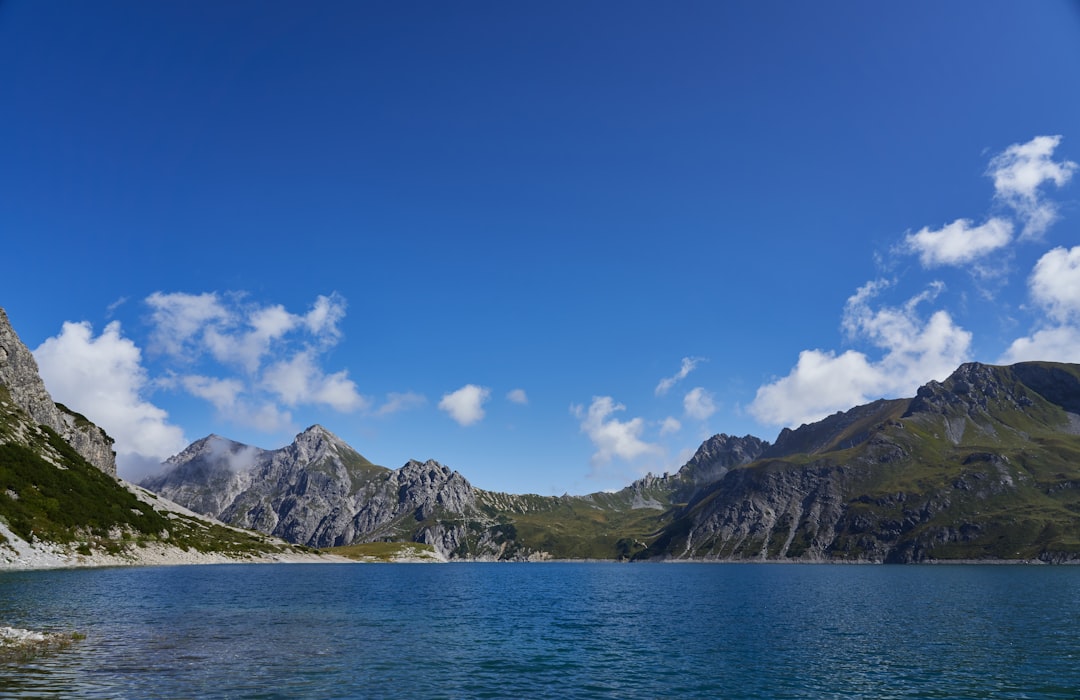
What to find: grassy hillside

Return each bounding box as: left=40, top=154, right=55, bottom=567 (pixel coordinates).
left=646, top=363, right=1080, bottom=562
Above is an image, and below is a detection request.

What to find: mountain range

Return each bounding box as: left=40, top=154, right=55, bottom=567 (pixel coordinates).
left=143, top=360, right=1080, bottom=563
left=0, top=307, right=323, bottom=567
left=5, top=303, right=1080, bottom=564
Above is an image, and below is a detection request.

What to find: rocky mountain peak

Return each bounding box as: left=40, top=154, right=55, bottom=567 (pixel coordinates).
left=288, top=424, right=346, bottom=463
left=0, top=307, right=116, bottom=475
left=677, top=433, right=769, bottom=485
left=904, top=362, right=1033, bottom=419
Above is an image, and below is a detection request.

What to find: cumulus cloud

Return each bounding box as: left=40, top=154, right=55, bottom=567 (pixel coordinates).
left=1001, top=326, right=1080, bottom=365
left=1029, top=246, right=1080, bottom=323
left=750, top=281, right=972, bottom=427
left=262, top=351, right=367, bottom=412
left=33, top=320, right=188, bottom=479
left=683, top=387, right=717, bottom=421
left=506, top=388, right=529, bottom=405
left=1000, top=246, right=1080, bottom=364
left=572, top=396, right=663, bottom=466
left=655, top=357, right=703, bottom=396
left=902, top=217, right=1013, bottom=268
left=989, top=135, right=1077, bottom=239
left=439, top=384, right=490, bottom=426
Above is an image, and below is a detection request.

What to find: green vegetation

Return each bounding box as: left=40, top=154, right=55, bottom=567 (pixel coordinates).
left=328, top=541, right=440, bottom=561
left=0, top=435, right=170, bottom=546
left=0, top=416, right=298, bottom=559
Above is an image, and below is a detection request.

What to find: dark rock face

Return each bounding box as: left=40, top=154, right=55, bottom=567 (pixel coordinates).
left=1011, top=362, right=1080, bottom=414
left=0, top=307, right=116, bottom=475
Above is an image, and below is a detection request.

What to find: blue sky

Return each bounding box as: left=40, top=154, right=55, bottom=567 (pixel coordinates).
left=2, top=2, right=1080, bottom=494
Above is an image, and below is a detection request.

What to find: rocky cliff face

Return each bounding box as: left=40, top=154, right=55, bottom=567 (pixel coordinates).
left=143, top=426, right=505, bottom=558
left=646, top=362, right=1080, bottom=563
left=0, top=308, right=116, bottom=475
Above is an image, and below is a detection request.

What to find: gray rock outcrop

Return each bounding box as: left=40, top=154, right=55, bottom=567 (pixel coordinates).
left=0, top=307, right=116, bottom=475
left=143, top=425, right=496, bottom=557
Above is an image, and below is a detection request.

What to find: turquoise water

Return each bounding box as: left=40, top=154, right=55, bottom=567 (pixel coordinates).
left=2, top=563, right=1079, bottom=698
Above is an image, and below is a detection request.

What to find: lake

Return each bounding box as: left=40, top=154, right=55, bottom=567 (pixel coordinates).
left=1, top=562, right=1078, bottom=698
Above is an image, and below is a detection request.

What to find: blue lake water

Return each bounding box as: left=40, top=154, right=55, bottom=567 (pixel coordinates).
left=1, top=562, right=1079, bottom=698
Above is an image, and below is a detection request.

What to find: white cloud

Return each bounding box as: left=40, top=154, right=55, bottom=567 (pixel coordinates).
left=683, top=387, right=717, bottom=421
left=181, top=374, right=293, bottom=432
left=376, top=391, right=427, bottom=416
left=572, top=396, right=663, bottom=466
left=203, top=303, right=298, bottom=373
left=506, top=388, right=529, bottom=405
left=902, top=217, right=1013, bottom=268
left=261, top=351, right=367, bottom=412
left=438, top=384, right=490, bottom=426
left=181, top=374, right=244, bottom=410
left=147, top=291, right=348, bottom=374
left=1029, top=246, right=1080, bottom=323
left=655, top=357, right=703, bottom=396
left=989, top=134, right=1077, bottom=239
left=303, top=293, right=347, bottom=339
left=1000, top=246, right=1080, bottom=364
left=142, top=291, right=370, bottom=432
left=659, top=416, right=682, bottom=436
left=146, top=291, right=229, bottom=358
left=33, top=320, right=188, bottom=479
left=750, top=281, right=972, bottom=427
left=1000, top=326, right=1080, bottom=365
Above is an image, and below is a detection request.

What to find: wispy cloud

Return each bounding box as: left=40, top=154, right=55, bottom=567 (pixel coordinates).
left=506, top=388, right=529, bottom=405
left=655, top=357, right=703, bottom=396
left=683, top=387, right=717, bottom=421
left=439, top=384, right=491, bottom=426
left=659, top=416, right=682, bottom=436
left=989, top=135, right=1077, bottom=240
left=572, top=396, right=663, bottom=466
left=144, top=291, right=366, bottom=426
left=376, top=391, right=427, bottom=416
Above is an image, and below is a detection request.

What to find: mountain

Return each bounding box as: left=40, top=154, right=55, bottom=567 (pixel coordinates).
left=0, top=308, right=115, bottom=475
left=140, top=356, right=1080, bottom=563
left=0, top=307, right=319, bottom=568
left=644, top=362, right=1080, bottom=563
left=143, top=424, right=769, bottom=561
left=143, top=427, right=506, bottom=557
